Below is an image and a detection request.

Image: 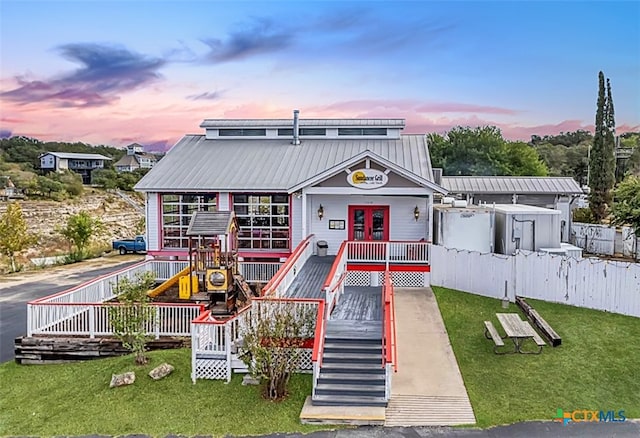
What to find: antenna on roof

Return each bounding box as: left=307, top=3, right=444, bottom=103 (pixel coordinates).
left=292, top=109, right=301, bottom=145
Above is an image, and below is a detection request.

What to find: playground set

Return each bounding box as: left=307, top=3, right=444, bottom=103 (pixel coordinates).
left=149, top=210, right=255, bottom=316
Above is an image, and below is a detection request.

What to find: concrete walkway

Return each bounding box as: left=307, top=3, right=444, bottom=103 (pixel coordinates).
left=385, top=287, right=476, bottom=426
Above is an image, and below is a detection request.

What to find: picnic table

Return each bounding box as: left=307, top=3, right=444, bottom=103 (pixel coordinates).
left=484, top=313, right=545, bottom=354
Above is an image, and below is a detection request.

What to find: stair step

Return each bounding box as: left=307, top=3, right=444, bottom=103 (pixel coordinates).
left=318, top=372, right=386, bottom=385
left=320, top=362, right=385, bottom=373
left=322, top=352, right=381, bottom=363
left=325, top=337, right=382, bottom=344
left=312, top=394, right=387, bottom=407
left=315, top=383, right=385, bottom=397
left=323, top=343, right=382, bottom=353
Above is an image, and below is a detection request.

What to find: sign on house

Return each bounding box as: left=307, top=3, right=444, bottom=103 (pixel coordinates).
left=347, top=169, right=388, bottom=189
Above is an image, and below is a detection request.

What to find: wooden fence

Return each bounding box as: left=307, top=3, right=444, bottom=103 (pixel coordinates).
left=430, top=245, right=640, bottom=318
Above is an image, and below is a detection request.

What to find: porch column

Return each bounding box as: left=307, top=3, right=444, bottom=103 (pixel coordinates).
left=426, top=195, right=433, bottom=242
left=301, top=190, right=308, bottom=238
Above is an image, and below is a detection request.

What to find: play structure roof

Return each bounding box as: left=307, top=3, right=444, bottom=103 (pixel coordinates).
left=186, top=211, right=237, bottom=236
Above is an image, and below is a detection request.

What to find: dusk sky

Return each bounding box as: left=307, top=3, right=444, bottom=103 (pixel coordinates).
left=1, top=1, right=639, bottom=151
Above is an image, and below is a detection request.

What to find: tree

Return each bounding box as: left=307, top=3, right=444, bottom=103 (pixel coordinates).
left=504, top=141, right=548, bottom=176
left=0, top=202, right=36, bottom=272
left=239, top=300, right=317, bottom=400
left=428, top=126, right=547, bottom=176
left=588, top=71, right=616, bottom=222
left=611, top=175, right=640, bottom=236
left=58, top=211, right=103, bottom=260
left=108, top=272, right=157, bottom=365
left=91, top=168, right=118, bottom=189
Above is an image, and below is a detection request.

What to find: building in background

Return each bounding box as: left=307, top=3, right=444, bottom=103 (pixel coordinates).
left=39, top=152, right=112, bottom=184
left=114, top=143, right=158, bottom=173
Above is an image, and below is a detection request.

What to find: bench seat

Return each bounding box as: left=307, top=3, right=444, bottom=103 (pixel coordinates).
left=483, top=320, right=504, bottom=347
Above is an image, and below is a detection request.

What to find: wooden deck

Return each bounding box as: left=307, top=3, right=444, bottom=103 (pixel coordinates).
left=331, top=287, right=382, bottom=321
left=284, top=255, right=335, bottom=299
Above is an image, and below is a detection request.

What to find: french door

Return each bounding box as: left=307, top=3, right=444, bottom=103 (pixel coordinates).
left=348, top=206, right=389, bottom=241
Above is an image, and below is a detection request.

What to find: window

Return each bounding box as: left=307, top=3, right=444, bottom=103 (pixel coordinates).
left=338, top=128, right=387, bottom=136
left=161, top=193, right=217, bottom=249
left=218, top=128, right=266, bottom=136
left=278, top=128, right=326, bottom=136
left=233, top=194, right=289, bottom=251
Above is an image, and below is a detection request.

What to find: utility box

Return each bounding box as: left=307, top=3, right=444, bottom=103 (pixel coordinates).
left=433, top=204, right=495, bottom=253
left=317, top=240, right=328, bottom=257
left=493, top=204, right=561, bottom=255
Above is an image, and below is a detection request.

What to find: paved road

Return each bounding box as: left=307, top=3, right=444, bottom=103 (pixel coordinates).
left=250, top=421, right=640, bottom=437
left=0, top=257, right=143, bottom=363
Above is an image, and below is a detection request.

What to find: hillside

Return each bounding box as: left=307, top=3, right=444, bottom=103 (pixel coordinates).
left=0, top=188, right=144, bottom=273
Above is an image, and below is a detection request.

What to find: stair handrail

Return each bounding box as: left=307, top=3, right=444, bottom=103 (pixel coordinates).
left=382, top=271, right=398, bottom=372
left=261, top=234, right=315, bottom=296
left=322, top=240, right=348, bottom=312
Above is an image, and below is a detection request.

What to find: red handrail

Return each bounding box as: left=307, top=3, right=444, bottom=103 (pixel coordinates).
left=261, top=234, right=315, bottom=296
left=311, top=302, right=326, bottom=364
left=382, top=271, right=397, bottom=371
left=322, top=240, right=347, bottom=289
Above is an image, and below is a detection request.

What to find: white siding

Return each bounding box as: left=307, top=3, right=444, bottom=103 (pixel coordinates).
left=308, top=194, right=430, bottom=255
left=292, top=195, right=303, bottom=248
left=147, top=192, right=160, bottom=251
left=40, top=155, right=55, bottom=169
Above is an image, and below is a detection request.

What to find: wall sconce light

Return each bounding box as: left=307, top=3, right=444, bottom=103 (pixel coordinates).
left=317, top=204, right=324, bottom=220
left=414, top=205, right=420, bottom=221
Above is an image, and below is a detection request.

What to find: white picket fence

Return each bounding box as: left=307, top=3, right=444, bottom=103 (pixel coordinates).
left=430, top=245, right=640, bottom=318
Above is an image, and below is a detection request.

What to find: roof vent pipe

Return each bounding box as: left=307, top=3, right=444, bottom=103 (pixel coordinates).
left=292, top=109, right=301, bottom=145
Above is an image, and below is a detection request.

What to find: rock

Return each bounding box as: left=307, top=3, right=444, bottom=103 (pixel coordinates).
left=110, top=371, right=135, bottom=388
left=242, top=374, right=260, bottom=386
left=148, top=363, right=174, bottom=380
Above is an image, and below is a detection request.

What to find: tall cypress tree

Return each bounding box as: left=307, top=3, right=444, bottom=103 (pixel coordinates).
left=589, top=72, right=616, bottom=222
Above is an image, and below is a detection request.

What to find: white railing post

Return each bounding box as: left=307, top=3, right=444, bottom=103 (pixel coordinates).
left=89, top=306, right=95, bottom=339
left=191, top=322, right=197, bottom=383
left=27, top=304, right=33, bottom=337
left=225, top=323, right=232, bottom=383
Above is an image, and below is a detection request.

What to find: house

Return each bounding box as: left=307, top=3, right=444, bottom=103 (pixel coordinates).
left=39, top=152, right=112, bottom=184
left=134, top=111, right=447, bottom=262
left=114, top=143, right=158, bottom=173
left=440, top=176, right=584, bottom=242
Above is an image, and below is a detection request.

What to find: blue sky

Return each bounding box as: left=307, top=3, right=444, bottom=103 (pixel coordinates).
left=1, top=0, right=638, bottom=150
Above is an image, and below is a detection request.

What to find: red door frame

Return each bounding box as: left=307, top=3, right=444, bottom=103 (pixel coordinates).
left=348, top=205, right=390, bottom=241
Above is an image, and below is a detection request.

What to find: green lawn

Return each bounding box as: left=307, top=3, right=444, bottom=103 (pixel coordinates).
left=2, top=290, right=639, bottom=435
left=0, top=349, right=332, bottom=437
left=432, top=286, right=640, bottom=427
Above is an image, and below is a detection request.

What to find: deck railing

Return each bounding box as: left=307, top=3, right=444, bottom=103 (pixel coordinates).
left=29, top=302, right=201, bottom=338
left=346, top=240, right=430, bottom=266
left=261, top=234, right=315, bottom=297
left=191, top=297, right=322, bottom=382
left=322, top=240, right=348, bottom=314
left=238, top=261, right=283, bottom=284
left=27, top=259, right=191, bottom=337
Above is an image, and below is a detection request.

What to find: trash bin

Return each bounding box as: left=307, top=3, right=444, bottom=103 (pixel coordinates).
left=317, top=240, right=328, bottom=257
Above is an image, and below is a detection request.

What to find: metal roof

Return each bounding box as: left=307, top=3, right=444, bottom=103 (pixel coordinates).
left=200, top=119, right=406, bottom=128
left=135, top=135, right=440, bottom=192
left=441, top=176, right=583, bottom=195
left=186, top=211, right=236, bottom=236
left=42, top=152, right=112, bottom=160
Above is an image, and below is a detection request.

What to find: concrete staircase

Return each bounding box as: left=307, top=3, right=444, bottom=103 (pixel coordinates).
left=312, top=329, right=387, bottom=407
